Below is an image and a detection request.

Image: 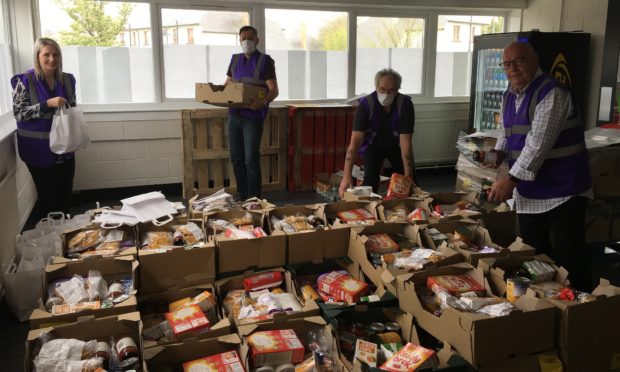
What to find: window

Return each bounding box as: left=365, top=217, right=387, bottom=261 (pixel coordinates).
left=435, top=15, right=504, bottom=97
left=143, top=31, right=149, bottom=46
left=356, top=16, right=425, bottom=95
left=452, top=25, right=461, bottom=42
left=38, top=1, right=154, bottom=103
left=161, top=9, right=249, bottom=99
left=265, top=9, right=348, bottom=99
left=0, top=0, right=12, bottom=114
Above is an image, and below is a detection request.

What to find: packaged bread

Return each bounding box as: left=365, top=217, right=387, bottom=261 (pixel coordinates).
left=365, top=233, right=399, bottom=254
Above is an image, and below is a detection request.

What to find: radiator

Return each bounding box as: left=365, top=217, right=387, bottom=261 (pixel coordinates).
left=413, top=119, right=469, bottom=166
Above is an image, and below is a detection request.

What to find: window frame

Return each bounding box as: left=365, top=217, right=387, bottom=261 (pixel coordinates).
left=26, top=0, right=509, bottom=108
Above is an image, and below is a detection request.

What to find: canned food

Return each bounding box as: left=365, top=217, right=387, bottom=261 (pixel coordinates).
left=384, top=322, right=400, bottom=332
left=373, top=331, right=402, bottom=344
left=369, top=322, right=386, bottom=333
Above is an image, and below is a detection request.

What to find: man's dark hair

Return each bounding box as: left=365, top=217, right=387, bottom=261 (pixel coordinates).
left=239, top=26, right=258, bottom=37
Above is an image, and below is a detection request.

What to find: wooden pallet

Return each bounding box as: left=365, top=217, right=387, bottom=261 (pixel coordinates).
left=181, top=108, right=288, bottom=199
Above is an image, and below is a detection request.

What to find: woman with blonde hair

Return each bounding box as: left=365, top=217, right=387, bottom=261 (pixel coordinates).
left=11, top=37, right=77, bottom=226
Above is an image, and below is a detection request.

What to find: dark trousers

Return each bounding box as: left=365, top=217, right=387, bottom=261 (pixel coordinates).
left=228, top=114, right=264, bottom=199
left=517, top=196, right=590, bottom=290
left=362, top=145, right=404, bottom=193
left=26, top=157, right=75, bottom=229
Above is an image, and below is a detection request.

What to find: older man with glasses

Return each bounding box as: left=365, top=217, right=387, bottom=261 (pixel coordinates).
left=486, top=41, right=593, bottom=290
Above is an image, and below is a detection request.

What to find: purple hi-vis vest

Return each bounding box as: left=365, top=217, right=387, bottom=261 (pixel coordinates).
left=358, top=91, right=410, bottom=156
left=228, top=51, right=270, bottom=121
left=503, top=73, right=591, bottom=199
left=12, top=69, right=76, bottom=167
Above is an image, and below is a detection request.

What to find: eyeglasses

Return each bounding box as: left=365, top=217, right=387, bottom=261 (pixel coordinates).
left=499, top=54, right=532, bottom=70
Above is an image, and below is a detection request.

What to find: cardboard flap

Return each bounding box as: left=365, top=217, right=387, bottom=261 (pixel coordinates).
left=142, top=345, right=165, bottom=360
left=592, top=278, right=620, bottom=297
left=381, top=270, right=396, bottom=285
left=218, top=333, right=242, bottom=344
left=76, top=315, right=97, bottom=324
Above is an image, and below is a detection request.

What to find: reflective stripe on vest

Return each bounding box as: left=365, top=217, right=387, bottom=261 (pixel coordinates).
left=231, top=53, right=267, bottom=86
left=366, top=93, right=405, bottom=137
left=509, top=142, right=586, bottom=160
left=17, top=128, right=50, bottom=139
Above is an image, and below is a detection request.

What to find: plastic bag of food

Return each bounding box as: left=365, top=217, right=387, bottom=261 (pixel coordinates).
left=173, top=222, right=204, bottom=245
left=271, top=216, right=296, bottom=233
left=86, top=270, right=108, bottom=301
left=54, top=275, right=89, bottom=305
left=384, top=203, right=410, bottom=222
left=141, top=231, right=173, bottom=249
left=477, top=301, right=516, bottom=317
left=230, top=212, right=254, bottom=226
left=223, top=227, right=256, bottom=240
left=67, top=229, right=104, bottom=253
left=206, top=219, right=237, bottom=233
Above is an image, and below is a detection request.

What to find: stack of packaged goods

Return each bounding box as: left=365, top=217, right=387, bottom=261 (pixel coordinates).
left=141, top=221, right=207, bottom=250
left=454, top=131, right=508, bottom=201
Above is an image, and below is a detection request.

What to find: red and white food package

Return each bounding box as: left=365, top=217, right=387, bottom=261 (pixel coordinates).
left=243, top=271, right=284, bottom=292
left=386, top=173, right=412, bottom=200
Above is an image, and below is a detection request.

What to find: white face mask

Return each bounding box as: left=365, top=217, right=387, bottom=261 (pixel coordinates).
left=377, top=92, right=395, bottom=106
left=241, top=39, right=256, bottom=54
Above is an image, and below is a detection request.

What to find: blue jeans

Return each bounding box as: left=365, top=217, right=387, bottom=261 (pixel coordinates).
left=228, top=113, right=264, bottom=199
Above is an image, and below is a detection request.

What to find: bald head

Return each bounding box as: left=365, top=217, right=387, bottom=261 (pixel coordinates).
left=502, top=41, right=539, bottom=91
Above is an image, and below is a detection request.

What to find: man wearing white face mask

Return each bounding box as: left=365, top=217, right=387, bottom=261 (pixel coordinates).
left=339, top=68, right=416, bottom=197
left=224, top=26, right=279, bottom=200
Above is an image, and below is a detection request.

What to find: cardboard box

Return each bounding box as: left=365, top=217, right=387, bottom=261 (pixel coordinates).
left=59, top=224, right=137, bottom=261
left=422, top=220, right=508, bottom=266
left=196, top=82, right=267, bottom=108
left=144, top=333, right=246, bottom=372
left=237, top=316, right=339, bottom=369
left=30, top=256, right=138, bottom=329
left=204, top=209, right=286, bottom=274
left=138, top=241, right=216, bottom=295
left=377, top=197, right=437, bottom=225
left=428, top=192, right=478, bottom=218
left=470, top=210, right=518, bottom=249
left=397, top=263, right=556, bottom=367
left=25, top=312, right=142, bottom=372
left=216, top=268, right=319, bottom=327
left=189, top=194, right=276, bottom=220
left=347, top=223, right=462, bottom=295
left=246, top=329, right=305, bottom=366
left=324, top=200, right=380, bottom=227
left=139, top=284, right=232, bottom=348
left=474, top=350, right=563, bottom=372
left=268, top=205, right=350, bottom=264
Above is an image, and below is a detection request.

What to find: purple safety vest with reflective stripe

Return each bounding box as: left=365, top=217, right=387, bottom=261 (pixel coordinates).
left=358, top=91, right=409, bottom=156
left=503, top=73, right=591, bottom=199
left=13, top=69, right=76, bottom=167
left=228, top=51, right=270, bottom=121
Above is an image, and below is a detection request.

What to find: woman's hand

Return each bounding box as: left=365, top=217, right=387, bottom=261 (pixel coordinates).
left=339, top=175, right=353, bottom=198
left=46, top=97, right=67, bottom=108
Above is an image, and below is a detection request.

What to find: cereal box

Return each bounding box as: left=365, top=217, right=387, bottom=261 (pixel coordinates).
left=179, top=290, right=216, bottom=312
left=355, top=339, right=378, bottom=367
left=426, top=275, right=485, bottom=296
left=379, top=343, right=435, bottom=372
left=165, top=304, right=210, bottom=336
left=183, top=350, right=246, bottom=372
left=365, top=233, right=399, bottom=254
left=247, top=329, right=305, bottom=367
left=386, top=173, right=412, bottom=200
left=336, top=208, right=376, bottom=222
left=317, top=271, right=369, bottom=303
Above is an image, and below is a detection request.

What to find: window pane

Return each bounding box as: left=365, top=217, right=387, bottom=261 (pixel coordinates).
left=0, top=1, right=12, bottom=114
left=265, top=9, right=348, bottom=99
left=356, top=17, right=425, bottom=95
left=39, top=1, right=153, bottom=104
left=434, top=15, right=504, bottom=97
left=161, top=9, right=249, bottom=99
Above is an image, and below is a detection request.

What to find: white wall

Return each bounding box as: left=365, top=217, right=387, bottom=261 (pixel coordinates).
left=520, top=0, right=609, bottom=129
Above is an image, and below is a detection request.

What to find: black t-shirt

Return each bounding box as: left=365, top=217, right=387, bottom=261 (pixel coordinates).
left=226, top=52, right=277, bottom=80
left=352, top=94, right=415, bottom=150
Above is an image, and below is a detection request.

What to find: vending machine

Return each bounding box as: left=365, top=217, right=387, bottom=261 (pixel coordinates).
left=469, top=31, right=590, bottom=132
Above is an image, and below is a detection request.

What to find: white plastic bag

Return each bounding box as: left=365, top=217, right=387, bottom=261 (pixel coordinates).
left=49, top=106, right=90, bottom=154
left=4, top=257, right=44, bottom=321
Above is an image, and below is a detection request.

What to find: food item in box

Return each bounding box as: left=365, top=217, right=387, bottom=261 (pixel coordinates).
left=67, top=229, right=104, bottom=253
left=165, top=304, right=210, bottom=336
left=173, top=222, right=204, bottom=245
left=453, top=226, right=474, bottom=244
left=365, top=233, right=399, bottom=254
left=247, top=329, right=305, bottom=367
left=244, top=271, right=284, bottom=291
left=115, top=336, right=139, bottom=363
left=300, top=284, right=320, bottom=301
left=53, top=275, right=89, bottom=305
left=384, top=203, right=410, bottom=222
left=384, top=249, right=444, bottom=271
left=355, top=339, right=378, bottom=367
left=427, top=275, right=485, bottom=296
left=142, top=231, right=174, bottom=249
left=506, top=277, right=531, bottom=303
left=406, top=208, right=428, bottom=222
left=522, top=260, right=556, bottom=283
left=317, top=270, right=368, bottom=303
left=379, top=343, right=436, bottom=372
left=337, top=208, right=375, bottom=222
left=231, top=212, right=254, bottom=226
left=183, top=350, right=246, bottom=372
left=180, top=290, right=217, bottom=312
left=284, top=215, right=313, bottom=232
left=253, top=227, right=267, bottom=237
left=386, top=173, right=412, bottom=200
left=51, top=300, right=101, bottom=315
left=477, top=301, right=516, bottom=317
left=169, top=297, right=191, bottom=312
left=224, top=227, right=257, bottom=240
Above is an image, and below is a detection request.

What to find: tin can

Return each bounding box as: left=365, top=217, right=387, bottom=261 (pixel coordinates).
left=369, top=322, right=386, bottom=333
left=384, top=322, right=400, bottom=332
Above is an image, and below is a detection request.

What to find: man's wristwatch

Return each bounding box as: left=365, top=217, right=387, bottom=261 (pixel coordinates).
left=509, top=175, right=521, bottom=184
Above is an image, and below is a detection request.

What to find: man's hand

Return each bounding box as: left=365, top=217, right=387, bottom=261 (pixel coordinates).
left=247, top=98, right=265, bottom=111
left=339, top=176, right=353, bottom=198
left=488, top=177, right=517, bottom=203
